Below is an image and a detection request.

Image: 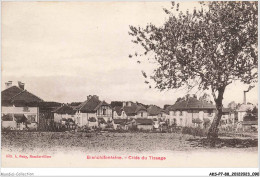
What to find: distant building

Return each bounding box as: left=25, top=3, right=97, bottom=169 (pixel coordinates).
left=236, top=113, right=258, bottom=132
left=146, top=105, right=169, bottom=128
left=167, top=97, right=216, bottom=128
left=236, top=104, right=258, bottom=132
left=112, top=118, right=128, bottom=130
left=147, top=105, right=168, bottom=120
left=135, top=118, right=153, bottom=130
left=53, top=104, right=76, bottom=124
left=1, top=81, right=43, bottom=130
left=112, top=101, right=148, bottom=119
left=236, top=103, right=255, bottom=122
left=73, top=95, right=112, bottom=128
left=219, top=108, right=235, bottom=129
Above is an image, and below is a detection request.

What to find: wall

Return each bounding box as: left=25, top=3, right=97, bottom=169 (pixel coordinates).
left=88, top=112, right=98, bottom=128
left=113, top=111, right=121, bottom=119
left=137, top=124, right=153, bottom=130
left=169, top=110, right=186, bottom=126
left=97, top=106, right=112, bottom=116
left=2, top=121, right=16, bottom=129
left=54, top=113, right=62, bottom=123
left=77, top=112, right=98, bottom=127
left=238, top=111, right=246, bottom=122
left=148, top=113, right=168, bottom=120
left=2, top=106, right=39, bottom=122
left=97, top=105, right=112, bottom=122
left=148, top=115, right=158, bottom=119
left=121, top=111, right=127, bottom=119
left=113, top=111, right=126, bottom=119
left=136, top=110, right=148, bottom=118
left=169, top=109, right=216, bottom=127
left=54, top=113, right=75, bottom=123
left=81, top=113, right=89, bottom=126
left=2, top=106, right=39, bottom=130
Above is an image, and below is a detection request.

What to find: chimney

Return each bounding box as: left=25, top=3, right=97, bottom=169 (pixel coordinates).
left=87, top=95, right=99, bottom=100
left=243, top=85, right=255, bottom=105
left=243, top=91, right=247, bottom=105
left=87, top=95, right=92, bottom=100
left=18, top=81, right=25, bottom=90
left=93, top=95, right=99, bottom=100
left=5, top=81, right=12, bottom=89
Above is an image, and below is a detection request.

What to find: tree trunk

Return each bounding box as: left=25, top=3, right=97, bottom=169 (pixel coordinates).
left=207, top=86, right=225, bottom=147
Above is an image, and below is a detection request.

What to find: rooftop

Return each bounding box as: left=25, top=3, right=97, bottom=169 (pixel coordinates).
left=168, top=97, right=215, bottom=111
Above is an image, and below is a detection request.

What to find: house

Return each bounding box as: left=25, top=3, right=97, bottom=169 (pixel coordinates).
left=112, top=101, right=148, bottom=119
left=135, top=118, right=153, bottom=130
left=113, top=106, right=124, bottom=119
left=53, top=104, right=76, bottom=123
left=1, top=81, right=43, bottom=130
left=239, top=121, right=258, bottom=132
left=236, top=103, right=255, bottom=122
left=167, top=97, right=216, bottom=128
left=96, top=101, right=112, bottom=122
left=147, top=105, right=169, bottom=128
left=74, top=95, right=112, bottom=128
left=236, top=111, right=258, bottom=132
left=112, top=118, right=128, bottom=130
left=219, top=108, right=235, bottom=129
left=147, top=105, right=168, bottom=119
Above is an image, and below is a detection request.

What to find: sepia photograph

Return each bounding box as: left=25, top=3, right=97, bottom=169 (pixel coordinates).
left=1, top=0, right=259, bottom=172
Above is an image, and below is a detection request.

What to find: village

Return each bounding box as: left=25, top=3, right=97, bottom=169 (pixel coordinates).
left=1, top=81, right=258, bottom=133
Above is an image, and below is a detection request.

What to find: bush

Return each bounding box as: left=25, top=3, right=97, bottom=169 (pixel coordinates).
left=182, top=127, right=207, bottom=137
left=1, top=126, right=13, bottom=132
left=128, top=126, right=138, bottom=132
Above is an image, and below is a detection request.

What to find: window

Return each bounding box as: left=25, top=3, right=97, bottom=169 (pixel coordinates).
left=173, top=111, right=176, bottom=116
left=173, top=118, right=176, bottom=125
left=103, top=109, right=106, bottom=115
left=180, top=111, right=183, bottom=116
left=141, top=112, right=143, bottom=117
left=208, top=110, right=213, bottom=116
left=27, top=115, right=36, bottom=122
left=23, top=107, right=29, bottom=112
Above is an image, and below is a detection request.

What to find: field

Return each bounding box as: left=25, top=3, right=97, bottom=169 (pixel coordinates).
left=1, top=131, right=258, bottom=167
left=1, top=131, right=258, bottom=154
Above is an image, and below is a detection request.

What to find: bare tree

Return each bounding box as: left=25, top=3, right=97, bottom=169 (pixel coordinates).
left=129, top=1, right=257, bottom=146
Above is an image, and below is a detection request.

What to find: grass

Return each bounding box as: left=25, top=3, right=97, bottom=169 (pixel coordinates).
left=1, top=131, right=258, bottom=154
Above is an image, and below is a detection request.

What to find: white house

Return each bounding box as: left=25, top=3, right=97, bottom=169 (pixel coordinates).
left=135, top=118, right=153, bottom=130
left=167, top=97, right=216, bottom=128
left=53, top=104, right=76, bottom=124
left=147, top=105, right=168, bottom=120
left=112, top=101, right=148, bottom=119
left=1, top=81, right=42, bottom=130
left=112, top=119, right=128, bottom=130
left=237, top=103, right=255, bottom=122
left=74, top=95, right=112, bottom=128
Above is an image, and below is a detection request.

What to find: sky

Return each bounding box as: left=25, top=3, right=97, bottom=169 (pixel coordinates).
left=1, top=2, right=258, bottom=107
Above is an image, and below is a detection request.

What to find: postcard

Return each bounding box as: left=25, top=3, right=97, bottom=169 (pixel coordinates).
left=1, top=1, right=258, bottom=171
